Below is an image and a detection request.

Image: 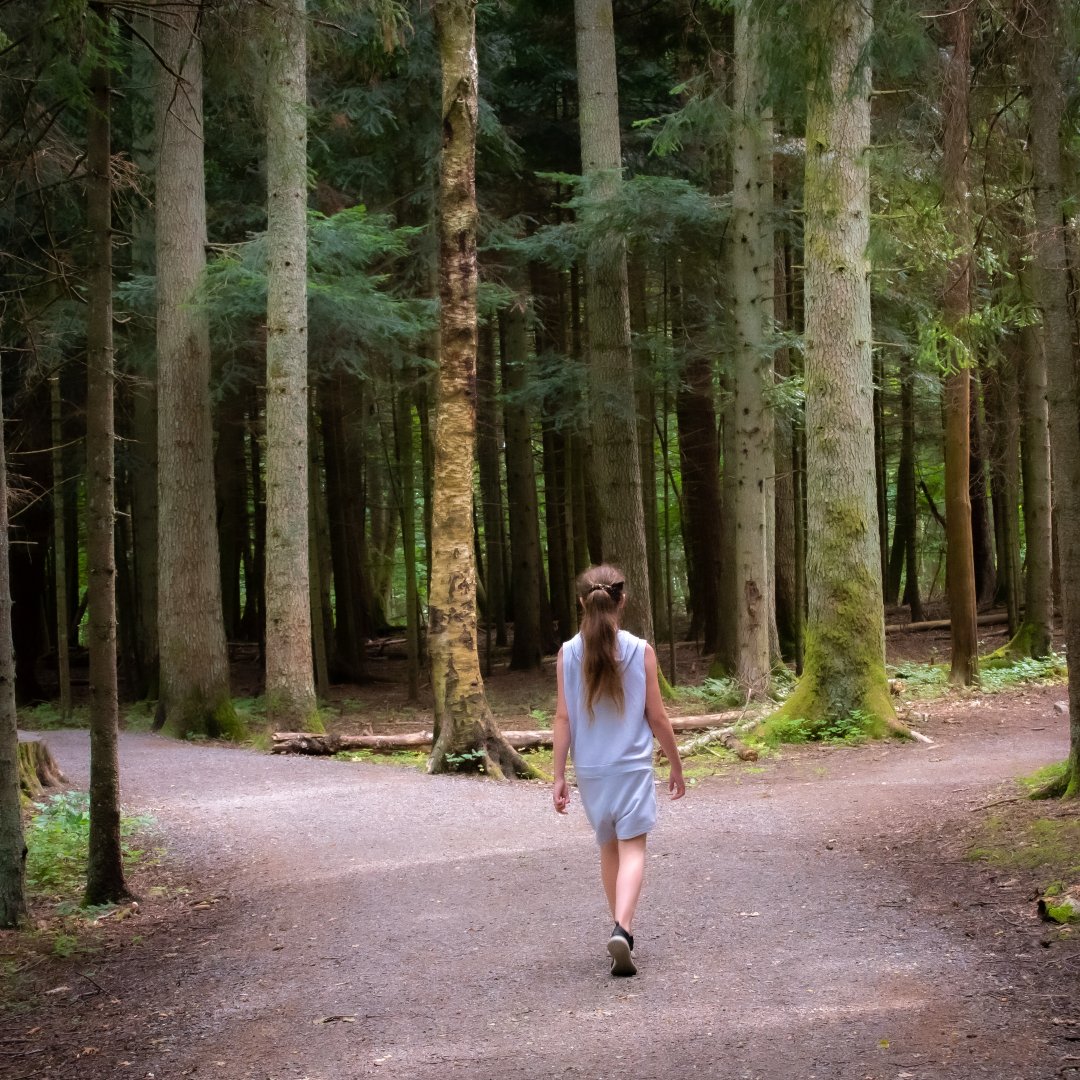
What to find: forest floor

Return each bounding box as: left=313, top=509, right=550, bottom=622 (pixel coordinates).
left=4, top=618, right=1080, bottom=1079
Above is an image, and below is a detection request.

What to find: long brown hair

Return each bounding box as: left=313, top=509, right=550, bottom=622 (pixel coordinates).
left=577, top=565, right=626, bottom=717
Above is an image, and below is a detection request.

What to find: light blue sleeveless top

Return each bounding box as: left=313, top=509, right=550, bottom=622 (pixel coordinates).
left=562, top=629, right=653, bottom=778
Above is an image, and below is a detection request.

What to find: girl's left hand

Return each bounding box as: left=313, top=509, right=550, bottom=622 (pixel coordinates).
left=553, top=778, right=570, bottom=813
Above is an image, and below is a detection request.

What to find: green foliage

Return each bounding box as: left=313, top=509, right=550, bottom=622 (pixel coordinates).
left=443, top=748, right=488, bottom=773
left=758, top=708, right=874, bottom=747
left=890, top=654, right=1066, bottom=699
left=18, top=703, right=87, bottom=731
left=25, top=793, right=154, bottom=898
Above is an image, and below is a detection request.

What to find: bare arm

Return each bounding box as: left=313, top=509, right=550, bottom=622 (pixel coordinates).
left=644, top=644, right=686, bottom=799
left=552, top=648, right=571, bottom=813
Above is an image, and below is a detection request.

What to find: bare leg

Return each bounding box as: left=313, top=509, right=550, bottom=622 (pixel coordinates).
left=614, top=834, right=647, bottom=932
left=599, top=838, right=619, bottom=920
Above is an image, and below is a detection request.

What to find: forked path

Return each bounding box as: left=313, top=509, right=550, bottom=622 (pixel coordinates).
left=23, top=691, right=1080, bottom=1080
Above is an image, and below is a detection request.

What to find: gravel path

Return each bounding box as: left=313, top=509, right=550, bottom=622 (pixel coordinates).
left=13, top=694, right=1078, bottom=1080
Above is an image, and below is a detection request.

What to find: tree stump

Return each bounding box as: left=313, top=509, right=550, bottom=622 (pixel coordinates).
left=18, top=738, right=67, bottom=799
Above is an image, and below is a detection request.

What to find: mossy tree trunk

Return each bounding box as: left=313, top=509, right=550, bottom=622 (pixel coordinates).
left=941, top=1, right=979, bottom=687
left=155, top=0, right=240, bottom=739
left=428, top=0, right=539, bottom=780
left=764, top=0, right=898, bottom=738
left=573, top=0, right=653, bottom=641
left=0, top=354, right=27, bottom=928
left=731, top=3, right=774, bottom=698
left=1021, top=0, right=1080, bottom=797
left=85, top=15, right=129, bottom=905
left=264, top=0, right=319, bottom=731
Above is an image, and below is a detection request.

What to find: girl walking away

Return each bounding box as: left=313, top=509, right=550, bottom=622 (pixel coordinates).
left=552, top=565, right=686, bottom=976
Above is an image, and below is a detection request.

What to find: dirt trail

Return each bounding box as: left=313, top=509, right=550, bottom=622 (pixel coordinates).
left=9, top=690, right=1079, bottom=1080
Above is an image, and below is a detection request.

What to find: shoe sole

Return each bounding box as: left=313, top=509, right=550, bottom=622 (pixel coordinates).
left=607, top=935, right=637, bottom=976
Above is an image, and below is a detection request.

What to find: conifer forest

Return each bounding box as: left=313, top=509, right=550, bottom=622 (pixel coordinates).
left=1, top=0, right=1080, bottom=930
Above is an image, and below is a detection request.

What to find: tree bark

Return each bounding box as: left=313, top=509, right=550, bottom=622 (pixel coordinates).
left=50, top=375, right=72, bottom=717
left=999, top=274, right=1054, bottom=658
left=85, top=17, right=129, bottom=905
left=501, top=297, right=546, bottom=670
left=573, top=0, right=653, bottom=640
left=1020, top=0, right=1080, bottom=796
left=969, top=372, right=997, bottom=606
left=731, top=4, right=774, bottom=697
left=766, top=0, right=898, bottom=736
left=264, top=0, right=318, bottom=729
left=476, top=324, right=508, bottom=650
left=941, top=2, right=979, bottom=686
left=155, top=0, right=239, bottom=737
left=0, top=355, right=27, bottom=927
left=428, top=0, right=539, bottom=780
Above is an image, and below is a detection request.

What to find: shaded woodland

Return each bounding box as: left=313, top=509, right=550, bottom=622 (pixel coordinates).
left=1, top=0, right=1080, bottom=923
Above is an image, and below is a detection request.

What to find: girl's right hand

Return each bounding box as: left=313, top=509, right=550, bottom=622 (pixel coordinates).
left=553, top=777, right=570, bottom=814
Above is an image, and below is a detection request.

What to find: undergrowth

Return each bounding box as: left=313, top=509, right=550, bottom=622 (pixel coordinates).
left=26, top=791, right=156, bottom=900
left=890, top=652, right=1067, bottom=699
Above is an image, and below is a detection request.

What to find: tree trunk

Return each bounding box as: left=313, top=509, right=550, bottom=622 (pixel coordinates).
left=982, top=349, right=1022, bottom=634
left=898, top=357, right=923, bottom=621
left=969, top=372, right=997, bottom=606
left=50, top=375, right=72, bottom=717
left=766, top=0, right=898, bottom=736
left=264, top=0, right=318, bottom=729
left=674, top=258, right=722, bottom=654
left=573, top=0, right=653, bottom=640
left=428, top=0, right=539, bottom=780
left=500, top=298, right=545, bottom=671
left=393, top=378, right=421, bottom=700
left=629, top=254, right=661, bottom=632
left=84, top=19, right=129, bottom=905
left=1000, top=273, right=1054, bottom=658
left=773, top=241, right=798, bottom=658
left=215, top=391, right=247, bottom=641
left=941, top=2, right=978, bottom=687
left=1021, top=0, right=1080, bottom=796
left=0, top=354, right=27, bottom=927
left=320, top=374, right=367, bottom=681
left=476, top=324, right=508, bottom=649
left=155, top=1, right=239, bottom=737
left=731, top=3, right=774, bottom=697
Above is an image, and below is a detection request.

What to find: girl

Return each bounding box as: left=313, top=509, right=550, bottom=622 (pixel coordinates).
left=552, top=564, right=686, bottom=976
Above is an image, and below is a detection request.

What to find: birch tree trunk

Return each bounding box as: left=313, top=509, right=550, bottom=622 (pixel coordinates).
left=85, top=15, right=129, bottom=904
left=573, top=0, right=652, bottom=640
left=428, top=0, right=538, bottom=780
left=264, top=0, right=318, bottom=730
left=155, top=1, right=239, bottom=737
left=941, top=2, right=979, bottom=686
left=0, top=355, right=27, bottom=927
left=731, top=5, right=774, bottom=697
left=765, top=0, right=898, bottom=737
left=1020, top=0, right=1080, bottom=796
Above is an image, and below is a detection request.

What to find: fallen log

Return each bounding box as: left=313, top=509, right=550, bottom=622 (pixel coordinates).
left=885, top=611, right=1010, bottom=635
left=272, top=710, right=748, bottom=756
left=18, top=737, right=67, bottom=798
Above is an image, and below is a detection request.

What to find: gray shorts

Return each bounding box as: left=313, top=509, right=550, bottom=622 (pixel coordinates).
left=577, top=767, right=657, bottom=845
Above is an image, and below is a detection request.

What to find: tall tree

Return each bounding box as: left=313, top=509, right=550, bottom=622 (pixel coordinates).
left=427, top=0, right=537, bottom=779
left=941, top=0, right=978, bottom=686
left=0, top=357, right=27, bottom=928
left=573, top=0, right=653, bottom=640
left=765, top=0, right=897, bottom=736
left=264, top=0, right=319, bottom=729
left=731, top=1, right=774, bottom=697
left=155, top=0, right=240, bottom=737
left=1020, top=0, right=1080, bottom=796
left=85, top=6, right=128, bottom=905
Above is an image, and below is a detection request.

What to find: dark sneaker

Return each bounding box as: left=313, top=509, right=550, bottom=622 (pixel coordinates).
left=607, top=923, right=636, bottom=976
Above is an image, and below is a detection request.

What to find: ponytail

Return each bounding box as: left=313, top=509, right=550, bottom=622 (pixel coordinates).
left=577, top=565, right=626, bottom=717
